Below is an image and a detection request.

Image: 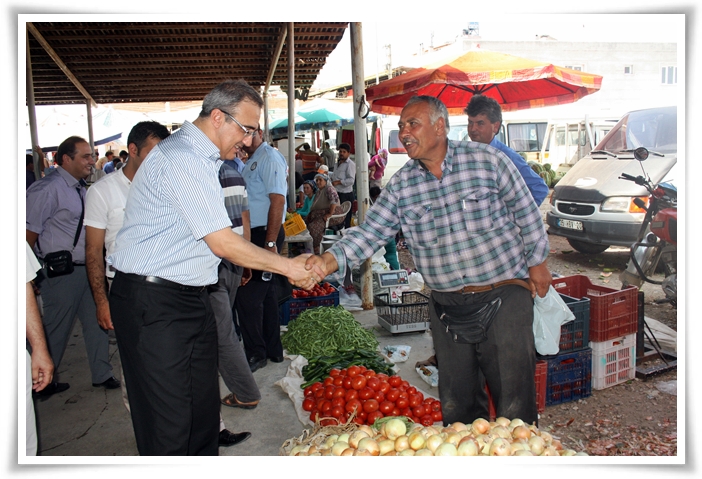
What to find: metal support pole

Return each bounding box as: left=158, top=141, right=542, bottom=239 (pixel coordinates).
left=287, top=22, right=297, bottom=209
left=86, top=99, right=95, bottom=154
left=26, top=27, right=41, bottom=180
left=350, top=23, right=373, bottom=310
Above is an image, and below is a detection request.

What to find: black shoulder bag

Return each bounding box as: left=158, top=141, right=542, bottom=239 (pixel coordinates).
left=42, top=185, right=84, bottom=278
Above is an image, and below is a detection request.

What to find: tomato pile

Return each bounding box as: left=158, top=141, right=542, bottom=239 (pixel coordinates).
left=301, top=365, right=442, bottom=427
left=291, top=282, right=337, bottom=298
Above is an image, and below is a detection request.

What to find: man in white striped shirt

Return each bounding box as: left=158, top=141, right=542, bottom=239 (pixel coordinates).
left=106, top=80, right=322, bottom=456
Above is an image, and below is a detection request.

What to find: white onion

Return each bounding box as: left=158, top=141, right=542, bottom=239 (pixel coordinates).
left=492, top=425, right=511, bottom=439
left=331, top=441, right=350, bottom=456
left=489, top=437, right=513, bottom=456
left=509, top=418, right=525, bottom=430
left=384, top=418, right=407, bottom=440
left=378, top=439, right=396, bottom=456
left=471, top=418, right=491, bottom=435
left=394, top=435, right=410, bottom=452
left=357, top=437, right=380, bottom=456
left=348, top=430, right=369, bottom=449
left=434, top=442, right=458, bottom=456
left=495, top=416, right=511, bottom=428
left=541, top=446, right=560, bottom=456
left=457, top=437, right=480, bottom=456
left=414, top=448, right=434, bottom=456
left=449, top=421, right=468, bottom=432
left=398, top=448, right=415, bottom=456
left=425, top=434, right=444, bottom=453
left=408, top=431, right=427, bottom=451
left=512, top=425, right=532, bottom=441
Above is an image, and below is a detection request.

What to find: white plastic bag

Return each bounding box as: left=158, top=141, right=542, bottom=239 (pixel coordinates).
left=381, top=345, right=411, bottom=363
left=532, top=285, right=575, bottom=356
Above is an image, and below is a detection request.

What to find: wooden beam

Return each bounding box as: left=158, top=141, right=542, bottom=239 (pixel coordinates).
left=26, top=22, right=97, bottom=108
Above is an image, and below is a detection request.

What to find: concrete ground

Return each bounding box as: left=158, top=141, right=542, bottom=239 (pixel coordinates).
left=32, top=303, right=437, bottom=457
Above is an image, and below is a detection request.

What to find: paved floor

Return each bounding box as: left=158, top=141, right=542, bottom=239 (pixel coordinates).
left=31, top=302, right=437, bottom=458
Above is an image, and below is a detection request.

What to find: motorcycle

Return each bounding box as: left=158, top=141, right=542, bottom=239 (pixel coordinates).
left=618, top=147, right=677, bottom=307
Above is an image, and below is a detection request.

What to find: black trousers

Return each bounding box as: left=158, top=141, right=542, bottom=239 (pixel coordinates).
left=110, top=272, right=219, bottom=456
left=235, top=226, right=285, bottom=361
left=430, top=284, right=538, bottom=426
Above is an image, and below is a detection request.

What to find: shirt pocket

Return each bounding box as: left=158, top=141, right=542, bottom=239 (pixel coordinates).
left=460, top=187, right=494, bottom=235
left=402, top=203, right=438, bottom=247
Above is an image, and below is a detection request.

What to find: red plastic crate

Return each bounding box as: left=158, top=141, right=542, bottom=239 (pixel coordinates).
left=552, top=275, right=638, bottom=342
left=487, top=360, right=547, bottom=420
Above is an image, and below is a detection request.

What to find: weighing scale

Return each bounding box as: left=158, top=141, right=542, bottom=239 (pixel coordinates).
left=374, top=270, right=431, bottom=334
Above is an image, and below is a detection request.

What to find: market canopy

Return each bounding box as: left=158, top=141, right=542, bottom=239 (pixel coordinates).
left=365, top=49, right=603, bottom=115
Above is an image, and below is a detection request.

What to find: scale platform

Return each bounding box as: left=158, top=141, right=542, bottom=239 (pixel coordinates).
left=374, top=270, right=430, bottom=335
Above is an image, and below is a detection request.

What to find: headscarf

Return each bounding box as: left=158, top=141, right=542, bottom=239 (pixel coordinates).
left=314, top=173, right=329, bottom=184
left=303, top=179, right=318, bottom=194
left=378, top=148, right=389, bottom=159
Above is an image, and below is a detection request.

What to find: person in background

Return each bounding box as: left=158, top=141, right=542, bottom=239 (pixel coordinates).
left=27, top=136, right=119, bottom=400
left=292, top=179, right=317, bottom=220
left=85, top=121, right=171, bottom=413
left=320, top=141, right=336, bottom=171
left=103, top=152, right=120, bottom=174
left=306, top=173, right=345, bottom=254
left=237, top=127, right=289, bottom=374
left=95, top=151, right=112, bottom=171
left=368, top=148, right=388, bottom=189
left=466, top=94, right=549, bottom=206
left=330, top=143, right=355, bottom=229
left=25, top=242, right=54, bottom=456
left=369, top=186, right=400, bottom=270
left=297, top=143, right=320, bottom=181
left=306, top=96, right=550, bottom=427
left=107, top=80, right=321, bottom=456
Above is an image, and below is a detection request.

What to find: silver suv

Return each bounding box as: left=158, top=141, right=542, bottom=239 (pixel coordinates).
left=546, top=106, right=677, bottom=254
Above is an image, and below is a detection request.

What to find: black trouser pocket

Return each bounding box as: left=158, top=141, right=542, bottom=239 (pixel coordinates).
left=435, top=298, right=502, bottom=344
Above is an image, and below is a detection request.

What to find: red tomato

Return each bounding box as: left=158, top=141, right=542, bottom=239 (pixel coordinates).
left=302, top=397, right=315, bottom=412
left=356, top=410, right=367, bottom=422
left=391, top=407, right=401, bottom=416
left=431, top=401, right=442, bottom=412
left=351, top=375, right=367, bottom=391
left=347, top=366, right=361, bottom=378
left=320, top=418, right=336, bottom=426
left=323, top=377, right=334, bottom=386
left=375, top=373, right=389, bottom=381
left=366, top=411, right=384, bottom=425
left=395, top=397, right=409, bottom=410
left=379, top=401, right=394, bottom=415
left=314, top=388, right=324, bottom=399
left=420, top=415, right=434, bottom=426
left=311, top=382, right=323, bottom=391
left=378, top=381, right=391, bottom=394
left=324, top=385, right=335, bottom=399
left=303, top=386, right=315, bottom=397
left=332, top=397, right=346, bottom=408
left=352, top=416, right=364, bottom=425
left=385, top=388, right=400, bottom=402
left=332, top=376, right=344, bottom=387
left=408, top=393, right=422, bottom=408
left=431, top=410, right=443, bottom=422
left=344, top=389, right=358, bottom=402
left=412, top=405, right=426, bottom=418
left=309, top=410, right=320, bottom=422
left=400, top=380, right=410, bottom=389
left=329, top=368, right=341, bottom=377
left=330, top=406, right=344, bottom=419
left=373, top=391, right=386, bottom=403
left=332, top=387, right=346, bottom=399
left=320, top=400, right=332, bottom=413
left=388, top=376, right=402, bottom=387
left=366, top=377, right=381, bottom=391
left=363, top=370, right=376, bottom=379
left=362, top=399, right=379, bottom=413
left=406, top=386, right=417, bottom=395
left=345, top=399, right=362, bottom=414
left=316, top=398, right=326, bottom=410
left=342, top=376, right=353, bottom=389
left=358, top=387, right=374, bottom=400
left=400, top=407, right=413, bottom=417
left=358, top=365, right=368, bottom=374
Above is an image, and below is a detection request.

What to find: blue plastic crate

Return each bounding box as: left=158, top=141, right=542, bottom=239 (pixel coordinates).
left=545, top=348, right=592, bottom=406
left=537, top=294, right=591, bottom=359
left=278, top=286, right=339, bottom=325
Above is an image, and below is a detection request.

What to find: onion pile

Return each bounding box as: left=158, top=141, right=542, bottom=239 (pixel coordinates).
left=281, top=416, right=588, bottom=456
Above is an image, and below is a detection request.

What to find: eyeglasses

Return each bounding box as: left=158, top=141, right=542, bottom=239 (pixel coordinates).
left=219, top=108, right=258, bottom=138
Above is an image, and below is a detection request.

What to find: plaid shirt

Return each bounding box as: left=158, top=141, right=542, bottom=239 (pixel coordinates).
left=327, top=140, right=549, bottom=292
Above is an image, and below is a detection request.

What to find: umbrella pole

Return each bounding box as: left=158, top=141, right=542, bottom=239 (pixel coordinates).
left=350, top=22, right=373, bottom=310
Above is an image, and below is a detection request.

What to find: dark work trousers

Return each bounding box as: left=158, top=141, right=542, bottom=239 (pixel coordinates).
left=208, top=261, right=261, bottom=403
left=109, top=272, right=219, bottom=456
left=430, top=284, right=538, bottom=426
left=337, top=191, right=355, bottom=229
left=235, top=226, right=285, bottom=362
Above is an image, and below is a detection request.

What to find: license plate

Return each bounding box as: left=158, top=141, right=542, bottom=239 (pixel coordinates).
left=558, top=219, right=583, bottom=231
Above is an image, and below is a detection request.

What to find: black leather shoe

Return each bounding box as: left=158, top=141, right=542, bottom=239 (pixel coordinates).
left=33, top=382, right=69, bottom=400
left=92, top=376, right=121, bottom=389
left=268, top=355, right=284, bottom=363
left=248, top=356, right=267, bottom=373
left=218, top=429, right=251, bottom=447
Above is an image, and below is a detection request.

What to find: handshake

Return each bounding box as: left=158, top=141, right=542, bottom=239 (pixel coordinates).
left=286, top=252, right=339, bottom=291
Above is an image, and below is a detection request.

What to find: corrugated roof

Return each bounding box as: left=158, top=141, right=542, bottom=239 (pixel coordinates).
left=26, top=22, right=348, bottom=105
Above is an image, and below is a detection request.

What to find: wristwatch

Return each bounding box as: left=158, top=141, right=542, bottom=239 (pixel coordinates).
left=266, top=241, right=276, bottom=248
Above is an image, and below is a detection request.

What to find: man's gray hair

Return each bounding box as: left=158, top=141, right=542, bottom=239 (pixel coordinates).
left=199, top=79, right=264, bottom=118
left=405, top=95, right=450, bottom=134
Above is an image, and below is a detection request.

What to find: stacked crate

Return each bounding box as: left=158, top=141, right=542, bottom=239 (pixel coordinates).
left=553, top=275, right=638, bottom=391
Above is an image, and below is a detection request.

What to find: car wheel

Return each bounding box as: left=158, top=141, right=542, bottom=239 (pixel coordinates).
left=567, top=238, right=610, bottom=254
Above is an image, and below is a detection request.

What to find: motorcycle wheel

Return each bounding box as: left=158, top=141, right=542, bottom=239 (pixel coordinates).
left=567, top=239, right=610, bottom=254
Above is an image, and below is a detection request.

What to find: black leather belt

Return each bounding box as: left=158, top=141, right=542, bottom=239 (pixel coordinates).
left=456, top=279, right=532, bottom=294
left=119, top=272, right=208, bottom=293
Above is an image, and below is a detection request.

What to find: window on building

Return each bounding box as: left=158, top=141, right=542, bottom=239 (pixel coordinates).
left=661, top=66, right=677, bottom=85
left=624, top=65, right=634, bottom=75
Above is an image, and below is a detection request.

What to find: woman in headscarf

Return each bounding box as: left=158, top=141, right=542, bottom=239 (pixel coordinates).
left=294, top=180, right=317, bottom=219
left=368, top=148, right=388, bottom=189
left=306, top=173, right=345, bottom=254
